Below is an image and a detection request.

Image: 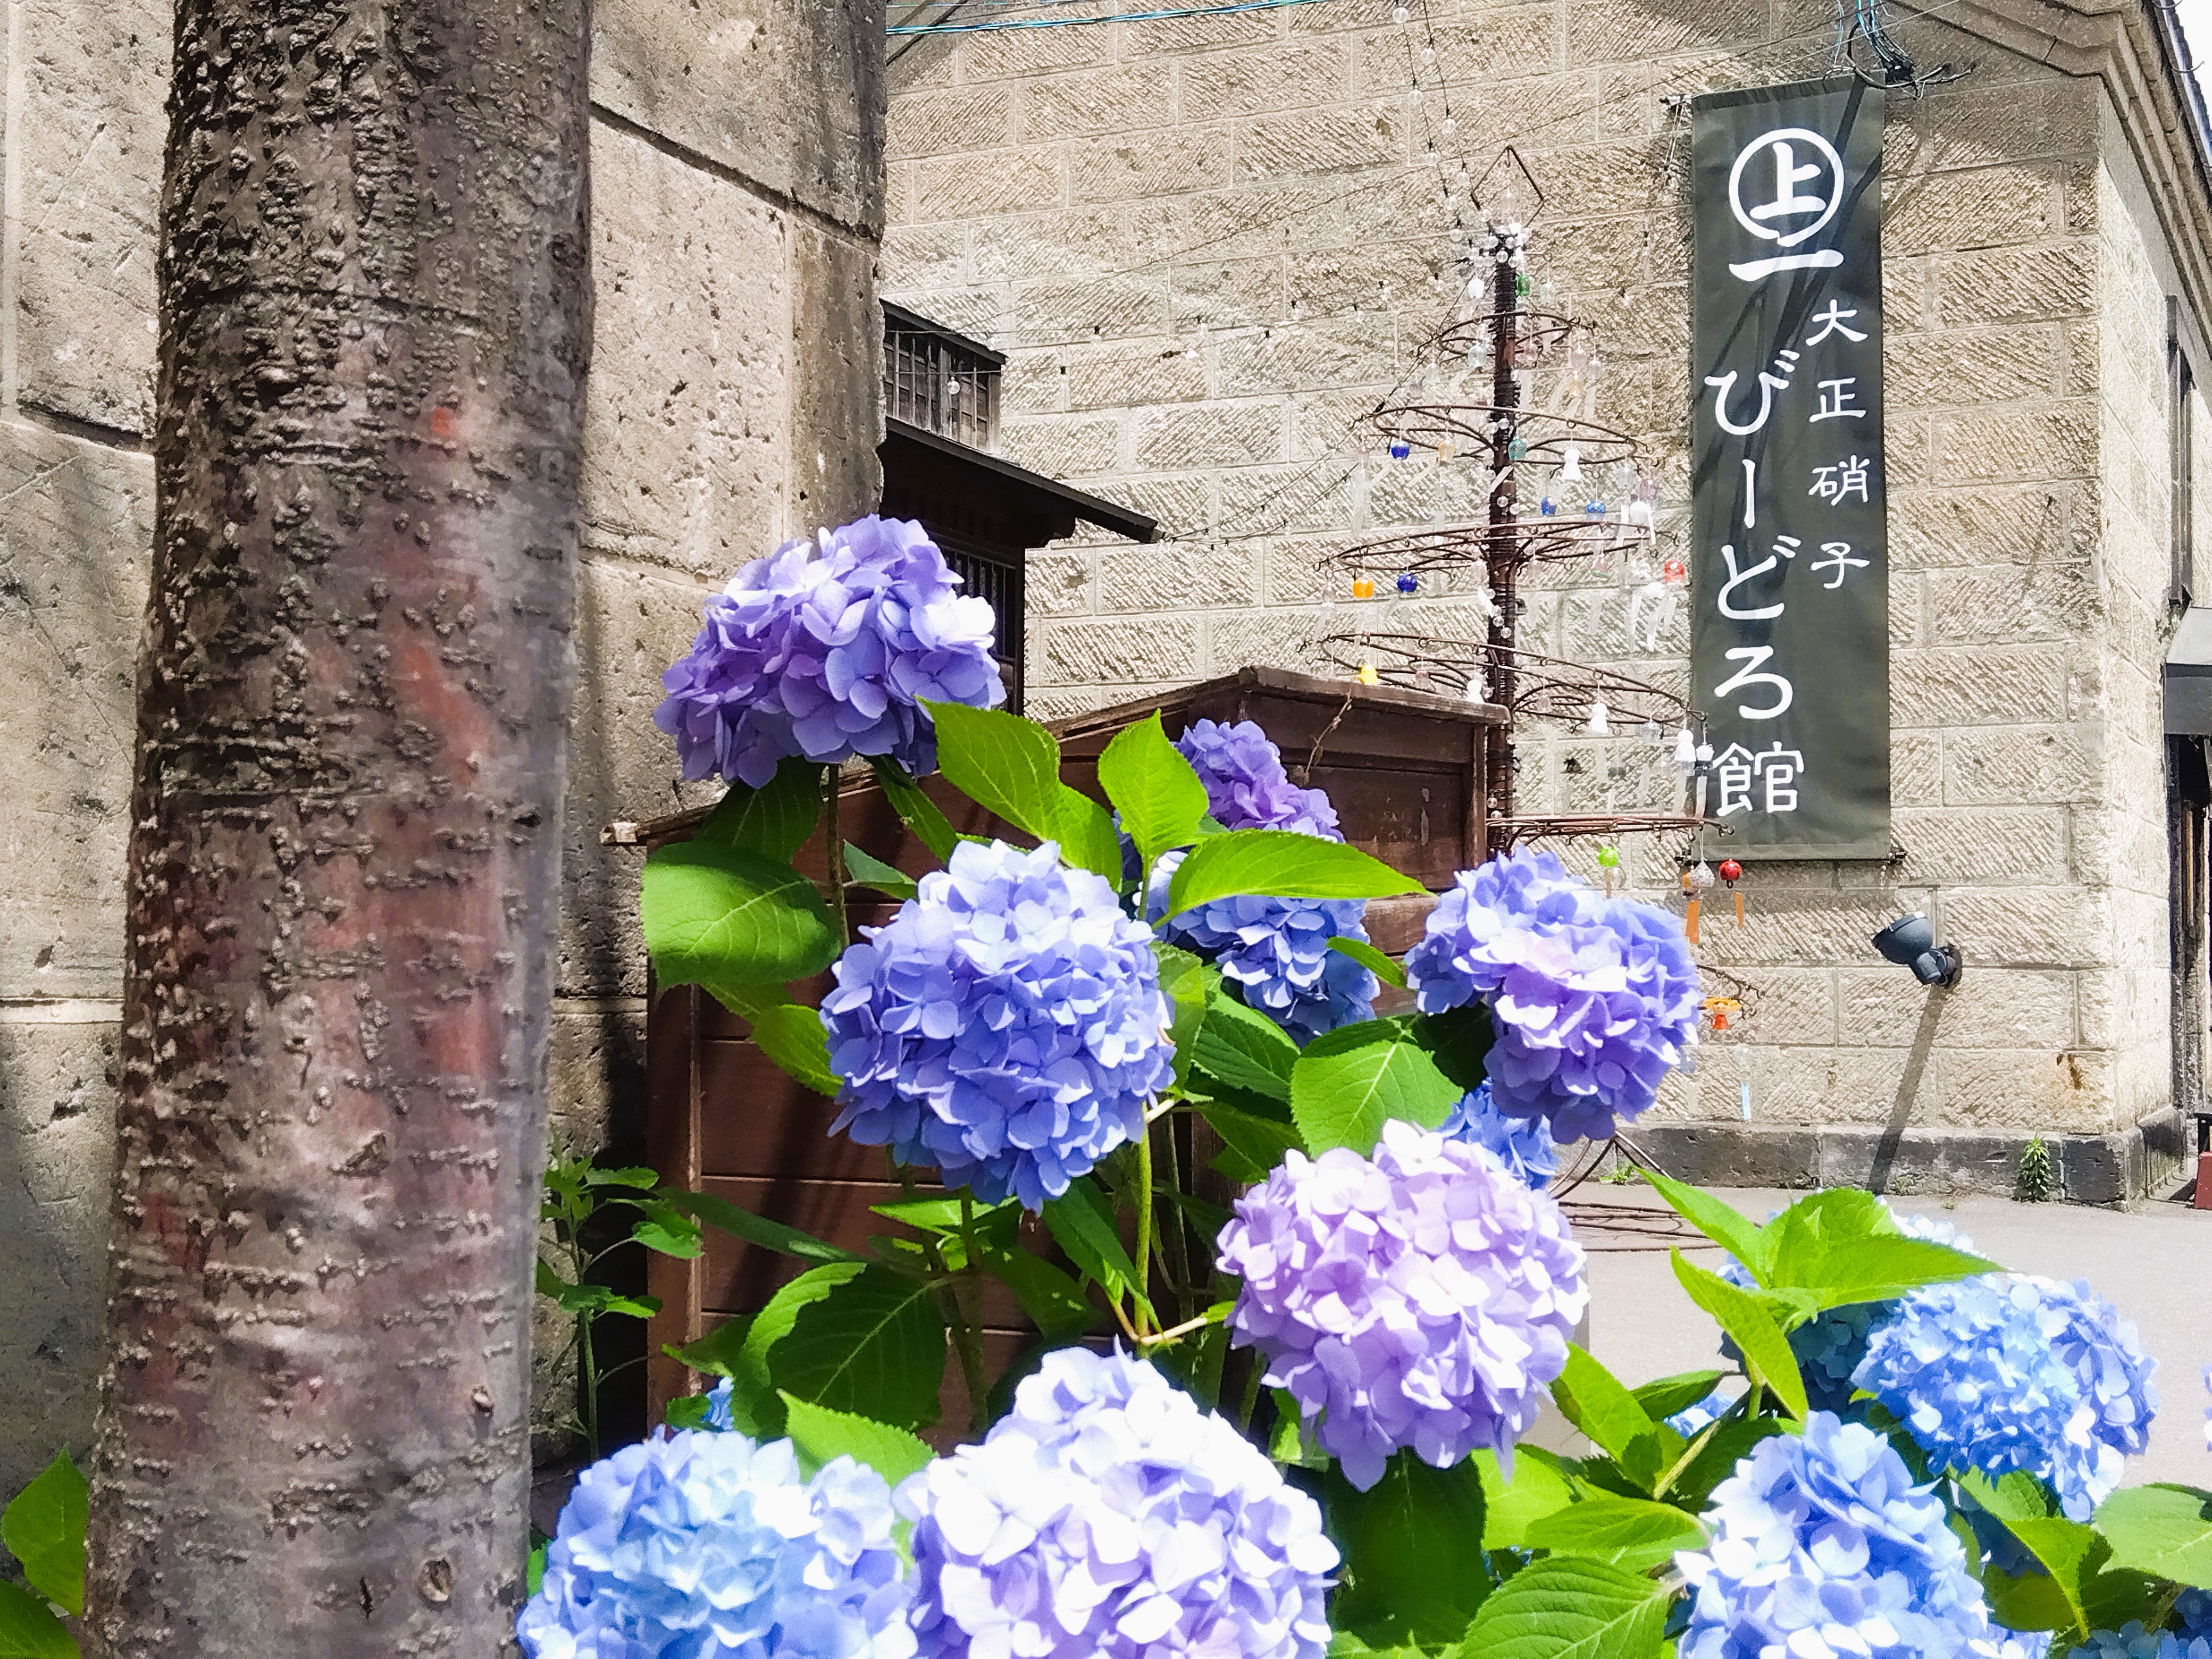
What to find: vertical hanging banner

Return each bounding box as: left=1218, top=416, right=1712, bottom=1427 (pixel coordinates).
left=1691, top=79, right=1889, bottom=859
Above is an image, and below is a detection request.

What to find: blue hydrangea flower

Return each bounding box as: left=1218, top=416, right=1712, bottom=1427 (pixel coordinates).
left=655, top=516, right=1003, bottom=786
left=822, top=839, right=1175, bottom=1210
left=903, top=1347, right=1338, bottom=1659
left=1144, top=724, right=1378, bottom=1041
left=2174, top=1589, right=2212, bottom=1642
left=1666, top=1389, right=1733, bottom=1438
left=1853, top=1275, right=2157, bottom=1521
left=1216, top=1118, right=1588, bottom=1491
left=1439, top=1080, right=1559, bottom=1191
left=1146, top=848, right=1378, bottom=1042
left=703, top=1377, right=734, bottom=1430
left=1403, top=848, right=1698, bottom=1142
left=518, top=1429, right=915, bottom=1659
left=1677, top=1411, right=2004, bottom=1659
left=1175, top=718, right=1339, bottom=837
left=1719, top=1210, right=1978, bottom=1415
left=2066, top=1628, right=2212, bottom=1659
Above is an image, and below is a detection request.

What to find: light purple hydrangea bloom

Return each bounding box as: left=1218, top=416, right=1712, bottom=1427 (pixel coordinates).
left=1403, top=848, right=1699, bottom=1142
left=902, top=1347, right=1338, bottom=1659
left=655, top=516, right=1004, bottom=787
left=1439, top=1080, right=1560, bottom=1192
left=1175, top=718, right=1340, bottom=837
left=1677, top=1412, right=2006, bottom=1659
left=1853, top=1275, right=2158, bottom=1522
left=518, top=1429, right=915, bottom=1659
left=822, top=839, right=1175, bottom=1210
left=1146, top=848, right=1378, bottom=1042
left=1216, top=1118, right=1588, bottom=1491
left=2066, top=1629, right=2212, bottom=1659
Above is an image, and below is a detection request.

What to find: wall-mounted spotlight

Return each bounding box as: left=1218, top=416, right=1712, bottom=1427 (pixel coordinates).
left=1871, top=912, right=1962, bottom=989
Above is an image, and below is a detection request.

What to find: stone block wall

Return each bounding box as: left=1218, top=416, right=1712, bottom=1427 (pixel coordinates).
left=882, top=0, right=2212, bottom=1189
left=0, top=0, right=886, bottom=1520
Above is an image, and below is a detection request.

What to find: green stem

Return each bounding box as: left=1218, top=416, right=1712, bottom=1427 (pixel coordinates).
left=824, top=766, right=849, bottom=943
left=952, top=1193, right=990, bottom=1435
left=1133, top=1121, right=1155, bottom=1338
left=571, top=1225, right=601, bottom=1458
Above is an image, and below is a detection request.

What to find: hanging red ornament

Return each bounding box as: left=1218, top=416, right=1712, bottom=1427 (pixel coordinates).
left=1719, top=857, right=1744, bottom=925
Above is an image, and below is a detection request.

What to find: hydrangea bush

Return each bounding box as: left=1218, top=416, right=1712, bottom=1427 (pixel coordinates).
left=903, top=1347, right=1337, bottom=1659
left=655, top=516, right=1003, bottom=786
left=1678, top=1412, right=2004, bottom=1659
left=1217, top=1119, right=1587, bottom=1489
left=518, top=1431, right=915, bottom=1659
left=529, top=516, right=2212, bottom=1659
left=821, top=837, right=1174, bottom=1209
left=1403, top=846, right=1699, bottom=1141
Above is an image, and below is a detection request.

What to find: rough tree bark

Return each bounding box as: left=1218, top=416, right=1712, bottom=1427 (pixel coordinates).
left=83, top=0, right=590, bottom=1652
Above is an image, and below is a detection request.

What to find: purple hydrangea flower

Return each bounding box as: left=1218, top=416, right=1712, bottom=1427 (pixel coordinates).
left=1853, top=1275, right=2158, bottom=1522
left=903, top=1347, right=1338, bottom=1659
left=1146, top=849, right=1378, bottom=1042
left=1175, top=718, right=1339, bottom=837
left=2067, top=1630, right=2212, bottom=1659
left=1403, top=848, right=1699, bottom=1142
left=1439, top=1080, right=1560, bottom=1191
left=655, top=516, right=1004, bottom=786
left=822, top=839, right=1175, bottom=1210
left=1677, top=1411, right=2004, bottom=1659
left=1215, top=1118, right=1588, bottom=1491
left=519, top=1429, right=915, bottom=1659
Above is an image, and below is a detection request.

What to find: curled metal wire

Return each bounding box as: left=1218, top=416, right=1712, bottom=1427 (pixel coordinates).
left=1312, top=632, right=1695, bottom=731
left=1318, top=513, right=1677, bottom=576
left=1367, top=400, right=1644, bottom=469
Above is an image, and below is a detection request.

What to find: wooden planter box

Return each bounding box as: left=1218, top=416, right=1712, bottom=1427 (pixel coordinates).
left=631, top=667, right=1503, bottom=1428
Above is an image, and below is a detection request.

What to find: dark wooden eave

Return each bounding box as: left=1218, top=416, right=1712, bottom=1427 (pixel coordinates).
left=881, top=416, right=1159, bottom=546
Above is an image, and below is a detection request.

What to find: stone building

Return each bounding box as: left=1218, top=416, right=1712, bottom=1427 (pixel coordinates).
left=0, top=0, right=886, bottom=1512
left=878, top=0, right=2212, bottom=1203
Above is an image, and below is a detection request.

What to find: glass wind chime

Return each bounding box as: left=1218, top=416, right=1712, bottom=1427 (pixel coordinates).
left=1317, top=206, right=1727, bottom=903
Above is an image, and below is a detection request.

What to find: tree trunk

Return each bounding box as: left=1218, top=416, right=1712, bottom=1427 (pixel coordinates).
left=84, top=0, right=591, bottom=1652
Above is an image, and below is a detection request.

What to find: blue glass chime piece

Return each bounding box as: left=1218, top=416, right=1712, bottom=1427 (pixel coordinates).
left=1506, top=437, right=1528, bottom=461
left=1388, top=439, right=1411, bottom=459
left=1396, top=573, right=1419, bottom=594
left=1585, top=499, right=1605, bottom=517
left=1538, top=497, right=1557, bottom=516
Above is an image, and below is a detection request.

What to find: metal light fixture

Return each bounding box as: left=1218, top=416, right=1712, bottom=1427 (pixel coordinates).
left=1871, top=912, right=1962, bottom=988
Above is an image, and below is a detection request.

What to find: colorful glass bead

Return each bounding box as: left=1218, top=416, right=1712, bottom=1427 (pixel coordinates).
left=1539, top=497, right=1557, bottom=516
left=1396, top=573, right=1418, bottom=594
left=1351, top=576, right=1375, bottom=599
left=1596, top=845, right=1621, bottom=869
left=1388, top=439, right=1411, bottom=459
left=1585, top=499, right=1605, bottom=517
left=1662, top=557, right=1687, bottom=585
left=1514, top=272, right=1531, bottom=297
left=1356, top=661, right=1380, bottom=685
left=1506, top=437, right=1527, bottom=461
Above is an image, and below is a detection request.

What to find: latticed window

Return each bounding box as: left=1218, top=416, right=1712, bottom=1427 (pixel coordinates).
left=884, top=303, right=1001, bottom=450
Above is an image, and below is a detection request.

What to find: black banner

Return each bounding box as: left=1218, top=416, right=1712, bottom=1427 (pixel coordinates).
left=1690, top=80, right=1888, bottom=859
